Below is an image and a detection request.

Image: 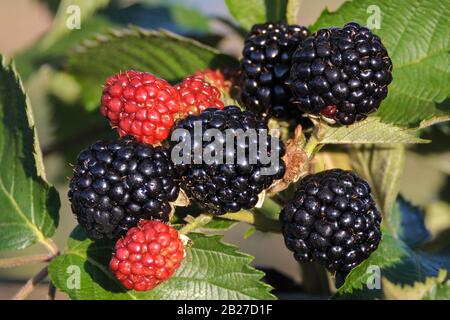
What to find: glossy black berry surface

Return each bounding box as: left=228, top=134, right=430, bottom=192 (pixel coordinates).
left=169, top=105, right=286, bottom=215
left=241, top=22, right=310, bottom=119
left=289, top=22, right=393, bottom=125
left=68, top=137, right=179, bottom=240
left=280, top=169, right=382, bottom=273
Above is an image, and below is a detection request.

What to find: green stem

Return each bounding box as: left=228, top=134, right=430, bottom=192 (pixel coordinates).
left=256, top=196, right=282, bottom=220
left=222, top=210, right=281, bottom=233
left=40, top=238, right=59, bottom=257
left=286, top=0, right=303, bottom=24
left=304, top=133, right=321, bottom=160
left=179, top=214, right=213, bottom=235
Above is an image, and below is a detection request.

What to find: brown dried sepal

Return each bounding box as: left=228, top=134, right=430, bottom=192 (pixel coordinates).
left=267, top=125, right=310, bottom=195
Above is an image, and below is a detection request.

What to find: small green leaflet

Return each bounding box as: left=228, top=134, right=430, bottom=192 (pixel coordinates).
left=0, top=56, right=60, bottom=251
left=49, top=227, right=275, bottom=300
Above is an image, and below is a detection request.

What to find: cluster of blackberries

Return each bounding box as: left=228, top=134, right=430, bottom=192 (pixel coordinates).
left=279, top=169, right=382, bottom=273
left=67, top=20, right=389, bottom=290
left=73, top=67, right=286, bottom=242
left=169, top=105, right=286, bottom=215
left=72, top=67, right=248, bottom=291
left=68, top=137, right=179, bottom=240
left=241, top=22, right=310, bottom=119
left=241, top=22, right=392, bottom=125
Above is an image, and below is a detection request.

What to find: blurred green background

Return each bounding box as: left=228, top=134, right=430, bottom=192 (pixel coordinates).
left=0, top=0, right=448, bottom=299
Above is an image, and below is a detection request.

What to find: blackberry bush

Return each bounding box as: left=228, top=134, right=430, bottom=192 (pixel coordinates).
left=289, top=22, right=393, bottom=125
left=169, top=105, right=286, bottom=215
left=68, top=137, right=179, bottom=240
left=279, top=169, right=382, bottom=273
left=241, top=22, right=310, bottom=119
left=3, top=0, right=449, bottom=302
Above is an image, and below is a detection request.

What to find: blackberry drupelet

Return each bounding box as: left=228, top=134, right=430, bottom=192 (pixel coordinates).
left=289, top=22, right=393, bottom=125
left=68, top=136, right=180, bottom=240
left=280, top=169, right=382, bottom=273
left=241, top=22, right=310, bottom=119
left=169, top=105, right=286, bottom=215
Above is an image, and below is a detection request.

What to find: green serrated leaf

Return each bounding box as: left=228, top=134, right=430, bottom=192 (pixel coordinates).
left=312, top=0, right=450, bottom=128
left=225, top=0, right=287, bottom=30
left=0, top=56, right=60, bottom=251
left=350, top=144, right=405, bottom=217
left=49, top=227, right=275, bottom=300
left=317, top=117, right=428, bottom=144
left=383, top=269, right=447, bottom=300
left=68, top=27, right=238, bottom=110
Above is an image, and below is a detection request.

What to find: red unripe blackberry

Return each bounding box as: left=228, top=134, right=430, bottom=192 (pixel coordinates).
left=110, top=220, right=185, bottom=291
left=193, top=69, right=232, bottom=94
left=175, top=75, right=224, bottom=115
left=100, top=70, right=184, bottom=145
left=289, top=22, right=393, bottom=125
left=280, top=169, right=382, bottom=273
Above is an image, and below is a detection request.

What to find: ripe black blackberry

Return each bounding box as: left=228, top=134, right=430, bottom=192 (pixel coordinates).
left=68, top=136, right=179, bottom=240
left=169, top=105, right=286, bottom=215
left=280, top=169, right=381, bottom=273
left=289, top=22, right=393, bottom=125
left=241, top=22, right=310, bottom=119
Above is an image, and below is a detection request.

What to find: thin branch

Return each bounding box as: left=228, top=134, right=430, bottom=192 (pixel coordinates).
left=40, top=238, right=59, bottom=256
left=299, top=262, right=331, bottom=296
left=12, top=266, right=49, bottom=300
left=304, top=133, right=321, bottom=159
left=47, top=282, right=56, bottom=300
left=221, top=210, right=281, bottom=233
left=0, top=254, right=52, bottom=269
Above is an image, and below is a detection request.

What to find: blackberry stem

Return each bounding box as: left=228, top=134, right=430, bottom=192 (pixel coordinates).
left=0, top=254, right=52, bottom=269
left=304, top=133, right=322, bottom=160
left=287, top=0, right=301, bottom=24
left=12, top=266, right=49, bottom=300
left=222, top=210, right=281, bottom=233
left=299, top=262, right=331, bottom=296
left=256, top=197, right=282, bottom=220
left=180, top=214, right=214, bottom=234
left=40, top=238, right=59, bottom=257
left=47, top=282, right=56, bottom=300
